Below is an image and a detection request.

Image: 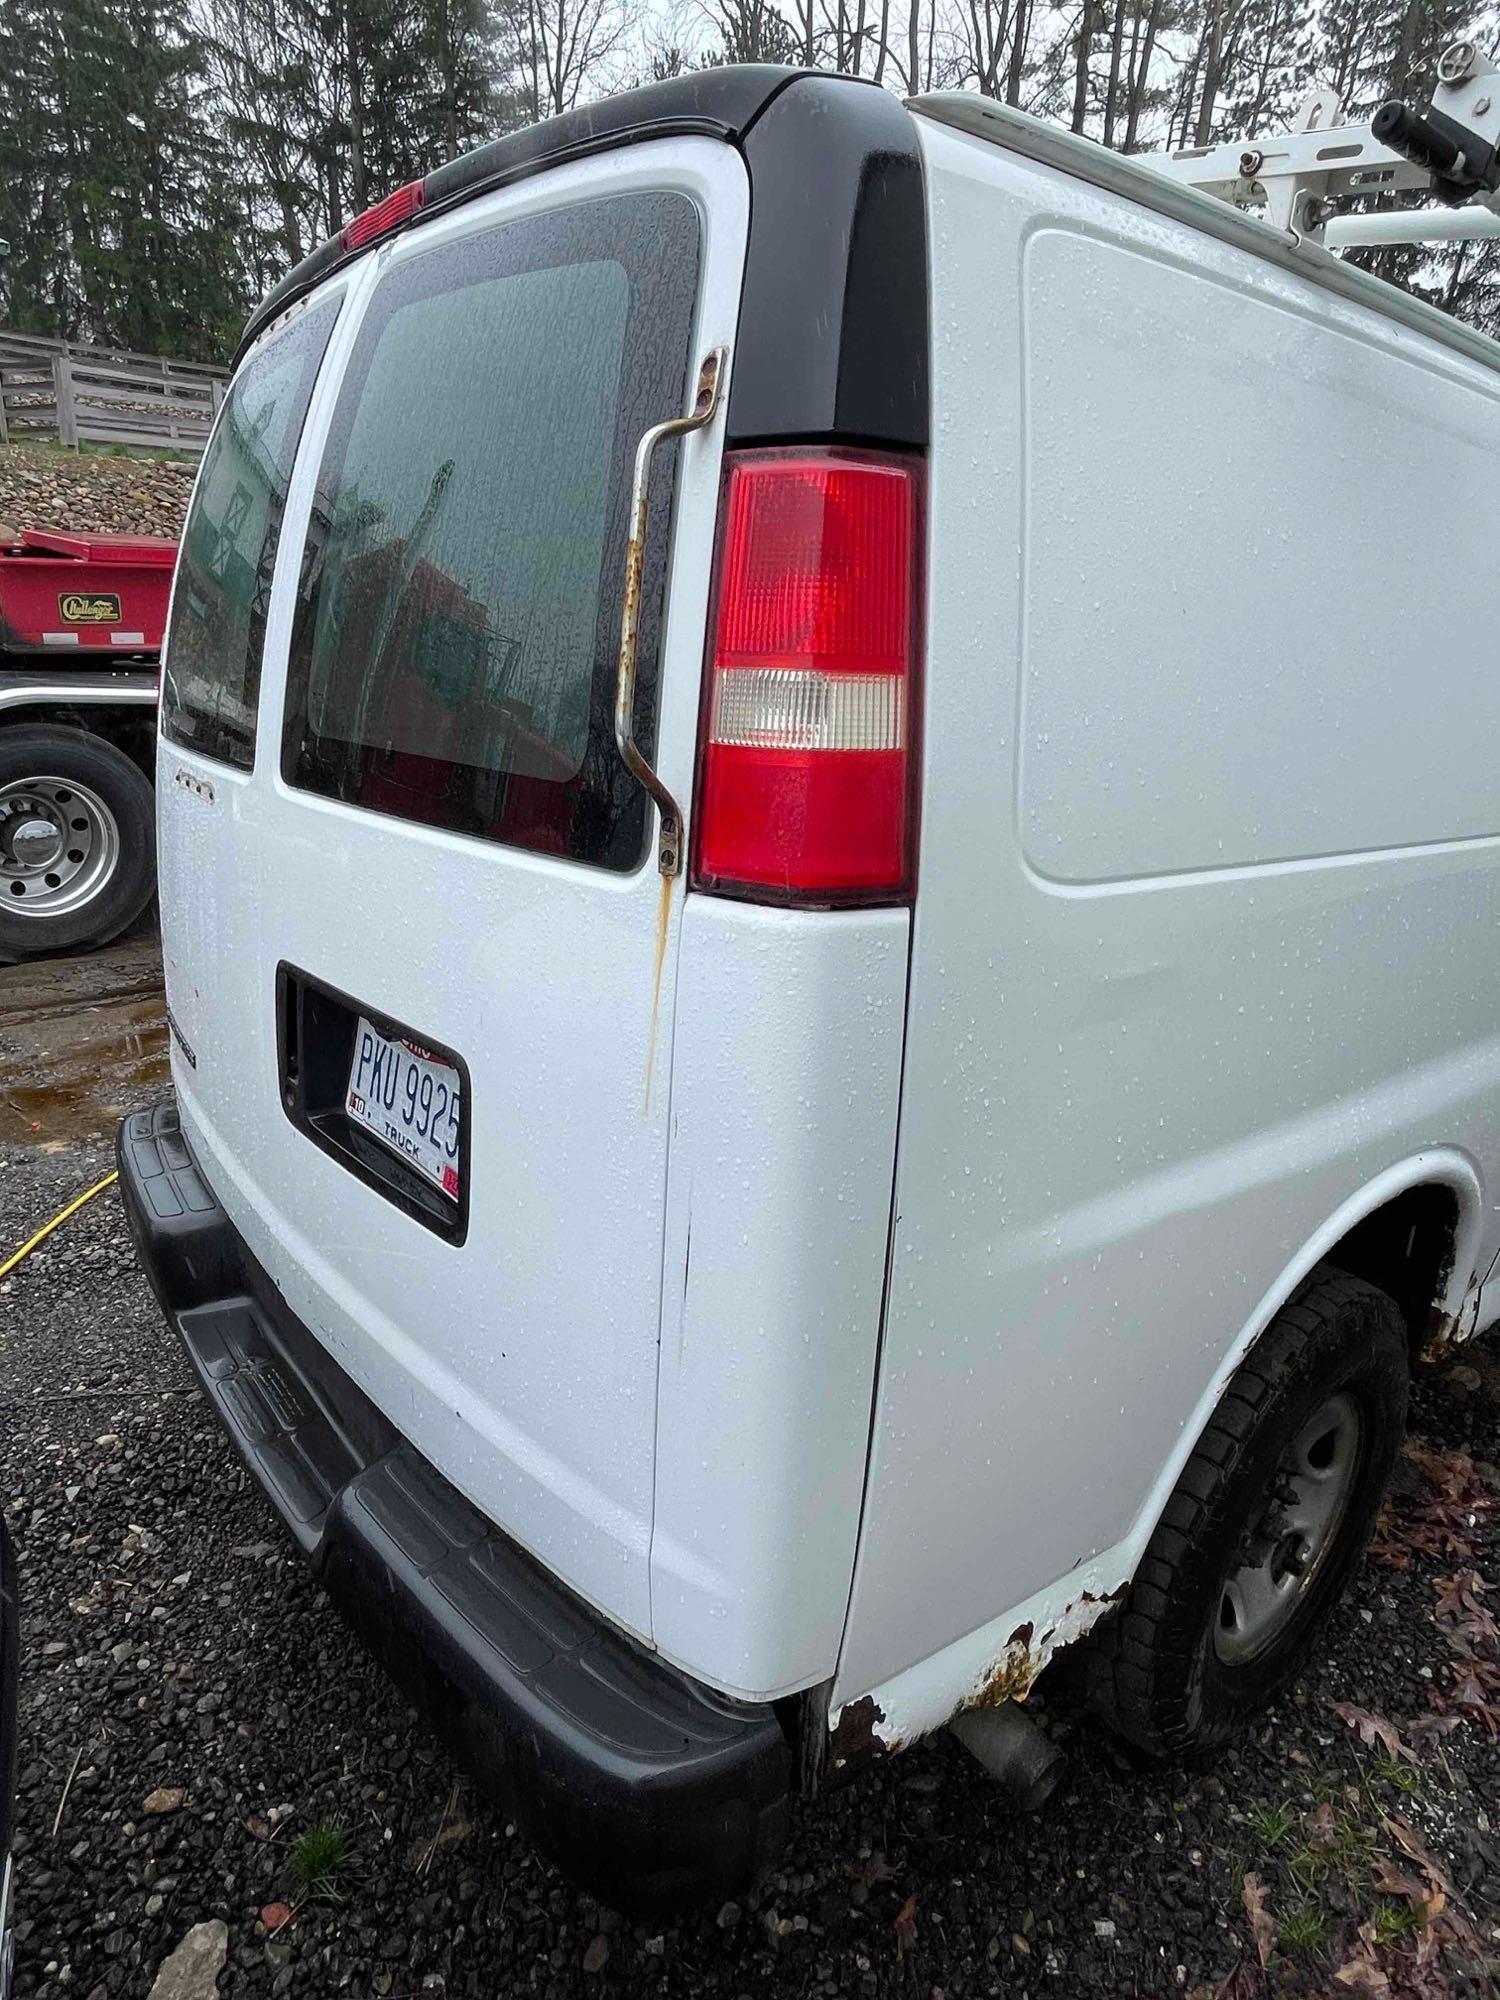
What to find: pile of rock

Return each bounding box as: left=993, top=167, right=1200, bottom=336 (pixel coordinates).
left=0, top=442, right=195, bottom=543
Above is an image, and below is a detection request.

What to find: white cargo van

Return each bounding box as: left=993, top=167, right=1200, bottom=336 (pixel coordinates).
left=120, top=62, right=1500, bottom=1909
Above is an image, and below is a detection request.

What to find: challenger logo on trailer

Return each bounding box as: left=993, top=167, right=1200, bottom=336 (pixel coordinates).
left=58, top=591, right=122, bottom=623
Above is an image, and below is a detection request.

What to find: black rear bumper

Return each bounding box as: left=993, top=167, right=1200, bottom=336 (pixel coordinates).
left=117, top=1096, right=792, bottom=1911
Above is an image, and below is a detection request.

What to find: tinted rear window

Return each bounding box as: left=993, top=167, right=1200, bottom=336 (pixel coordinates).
left=281, top=192, right=700, bottom=871
left=161, top=295, right=340, bottom=768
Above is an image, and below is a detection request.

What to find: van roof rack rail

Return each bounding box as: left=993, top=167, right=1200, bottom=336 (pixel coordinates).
left=1154, top=38, right=1500, bottom=248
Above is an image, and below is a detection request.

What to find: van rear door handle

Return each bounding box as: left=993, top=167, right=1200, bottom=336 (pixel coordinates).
left=615, top=347, right=727, bottom=878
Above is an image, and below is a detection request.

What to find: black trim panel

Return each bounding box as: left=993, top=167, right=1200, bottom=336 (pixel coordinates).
left=116, top=1098, right=793, bottom=1912
left=729, top=77, right=929, bottom=447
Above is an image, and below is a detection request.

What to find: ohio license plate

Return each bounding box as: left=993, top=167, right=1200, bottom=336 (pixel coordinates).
left=345, top=1018, right=462, bottom=1200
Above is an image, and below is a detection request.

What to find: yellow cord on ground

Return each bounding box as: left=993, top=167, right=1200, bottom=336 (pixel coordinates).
left=1, top=1170, right=119, bottom=1280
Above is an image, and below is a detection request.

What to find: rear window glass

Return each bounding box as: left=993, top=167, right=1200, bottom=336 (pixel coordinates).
left=161, top=295, right=340, bottom=769
left=281, top=192, right=700, bottom=871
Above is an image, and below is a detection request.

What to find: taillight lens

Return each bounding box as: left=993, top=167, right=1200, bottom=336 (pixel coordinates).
left=341, top=178, right=425, bottom=251
left=692, top=448, right=921, bottom=904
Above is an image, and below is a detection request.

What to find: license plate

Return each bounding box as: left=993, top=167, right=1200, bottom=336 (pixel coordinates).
left=345, top=1018, right=462, bottom=1200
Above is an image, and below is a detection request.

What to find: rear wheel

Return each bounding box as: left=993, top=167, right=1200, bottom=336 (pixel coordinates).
left=0, top=725, right=155, bottom=961
left=1087, top=1265, right=1408, bottom=1756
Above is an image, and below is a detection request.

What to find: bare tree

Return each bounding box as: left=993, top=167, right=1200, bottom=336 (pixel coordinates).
left=820, top=0, right=871, bottom=74
left=961, top=0, right=1008, bottom=96
left=1121, top=0, right=1169, bottom=148
left=1071, top=0, right=1096, bottom=130
left=516, top=0, right=635, bottom=117
left=697, top=0, right=800, bottom=61
left=1003, top=0, right=1034, bottom=101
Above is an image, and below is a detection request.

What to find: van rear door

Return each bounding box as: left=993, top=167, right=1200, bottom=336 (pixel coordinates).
left=157, top=142, right=749, bottom=1642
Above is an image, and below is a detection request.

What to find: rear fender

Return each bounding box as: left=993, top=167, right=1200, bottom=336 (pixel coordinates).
left=828, top=1150, right=1484, bottom=1759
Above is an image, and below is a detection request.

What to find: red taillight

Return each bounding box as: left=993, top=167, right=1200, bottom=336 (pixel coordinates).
left=341, top=178, right=426, bottom=251
left=692, top=449, right=921, bottom=904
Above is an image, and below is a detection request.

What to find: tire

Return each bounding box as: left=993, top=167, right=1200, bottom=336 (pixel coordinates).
left=1086, top=1264, right=1408, bottom=1757
left=0, top=724, right=156, bottom=961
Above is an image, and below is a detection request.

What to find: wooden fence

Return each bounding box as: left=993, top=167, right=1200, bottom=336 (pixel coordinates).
left=0, top=329, right=228, bottom=456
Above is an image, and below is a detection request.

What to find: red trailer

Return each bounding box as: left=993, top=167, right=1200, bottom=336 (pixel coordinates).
left=0, top=527, right=173, bottom=959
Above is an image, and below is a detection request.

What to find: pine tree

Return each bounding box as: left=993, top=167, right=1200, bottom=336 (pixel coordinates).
left=0, top=0, right=82, bottom=335
left=0, top=0, right=253, bottom=357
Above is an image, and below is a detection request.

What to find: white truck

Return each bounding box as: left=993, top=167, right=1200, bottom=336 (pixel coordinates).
left=119, top=51, right=1500, bottom=1908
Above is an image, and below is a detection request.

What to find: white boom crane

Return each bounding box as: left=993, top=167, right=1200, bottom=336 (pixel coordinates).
left=1152, top=37, right=1500, bottom=250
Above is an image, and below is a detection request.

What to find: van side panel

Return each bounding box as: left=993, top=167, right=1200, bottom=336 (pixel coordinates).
left=652, top=898, right=907, bottom=1701
left=834, top=117, right=1500, bottom=1712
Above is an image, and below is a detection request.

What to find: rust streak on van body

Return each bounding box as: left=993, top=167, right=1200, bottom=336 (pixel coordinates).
left=835, top=1580, right=1132, bottom=1760
left=965, top=1621, right=1042, bottom=1710
left=1421, top=1303, right=1460, bottom=1363
left=959, top=1589, right=1126, bottom=1718
left=1416, top=1258, right=1482, bottom=1363
left=643, top=870, right=673, bottom=1117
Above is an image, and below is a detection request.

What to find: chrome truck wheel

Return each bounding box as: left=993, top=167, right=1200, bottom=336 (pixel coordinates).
left=0, top=774, right=122, bottom=918
left=0, top=726, right=155, bottom=960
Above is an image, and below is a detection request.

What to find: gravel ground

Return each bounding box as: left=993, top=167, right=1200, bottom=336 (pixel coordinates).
left=1, top=1041, right=1498, bottom=1996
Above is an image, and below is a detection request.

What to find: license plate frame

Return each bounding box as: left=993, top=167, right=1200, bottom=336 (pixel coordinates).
left=345, top=1019, right=463, bottom=1202
left=276, top=964, right=471, bottom=1244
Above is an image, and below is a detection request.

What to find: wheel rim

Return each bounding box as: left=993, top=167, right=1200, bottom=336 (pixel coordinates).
left=1214, top=1390, right=1363, bottom=1666
left=0, top=774, right=121, bottom=920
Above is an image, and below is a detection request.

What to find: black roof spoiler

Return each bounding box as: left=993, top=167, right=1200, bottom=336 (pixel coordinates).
left=233, top=66, right=930, bottom=453
left=238, top=67, right=818, bottom=362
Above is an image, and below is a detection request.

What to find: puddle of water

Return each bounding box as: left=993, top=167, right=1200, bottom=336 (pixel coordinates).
left=0, top=991, right=170, bottom=1148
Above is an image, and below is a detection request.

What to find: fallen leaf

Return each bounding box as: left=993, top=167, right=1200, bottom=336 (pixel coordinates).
left=1371, top=1857, right=1442, bottom=1928
left=1433, top=1570, right=1500, bottom=1659
left=894, top=1895, right=918, bottom=1951
left=1434, top=1571, right=1486, bottom=1621
left=1333, top=1952, right=1390, bottom=1992
left=1406, top=1710, right=1462, bottom=1750
left=143, top=1787, right=186, bottom=1815
left=1331, top=1701, right=1416, bottom=1763
left=1011, top=1933, right=1030, bottom=1956
left=582, top=1934, right=609, bottom=1974
left=1307, top=1801, right=1338, bottom=1851
left=1368, top=1533, right=1412, bottom=1571
left=1241, top=1872, right=1275, bottom=1969
left=1444, top=1664, right=1500, bottom=1735
left=1380, top=1813, right=1485, bottom=1953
